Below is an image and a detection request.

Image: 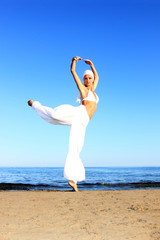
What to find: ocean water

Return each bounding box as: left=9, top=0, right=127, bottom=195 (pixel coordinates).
left=0, top=167, right=160, bottom=191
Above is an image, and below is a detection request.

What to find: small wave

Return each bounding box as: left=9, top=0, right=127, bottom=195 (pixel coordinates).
left=1, top=181, right=160, bottom=191
left=81, top=181, right=160, bottom=189
left=0, top=183, right=56, bottom=191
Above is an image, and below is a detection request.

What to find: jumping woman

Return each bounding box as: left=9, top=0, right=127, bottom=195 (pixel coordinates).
left=28, top=56, right=99, bottom=192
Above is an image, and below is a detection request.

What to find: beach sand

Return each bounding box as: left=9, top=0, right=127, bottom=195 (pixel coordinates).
left=0, top=189, right=160, bottom=240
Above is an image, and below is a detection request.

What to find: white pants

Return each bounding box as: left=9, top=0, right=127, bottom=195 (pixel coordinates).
left=32, top=101, right=90, bottom=183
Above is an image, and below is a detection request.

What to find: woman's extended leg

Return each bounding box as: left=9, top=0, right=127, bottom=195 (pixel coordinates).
left=28, top=100, right=79, bottom=126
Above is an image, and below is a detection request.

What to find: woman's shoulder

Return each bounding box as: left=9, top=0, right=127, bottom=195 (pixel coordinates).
left=76, top=87, right=88, bottom=104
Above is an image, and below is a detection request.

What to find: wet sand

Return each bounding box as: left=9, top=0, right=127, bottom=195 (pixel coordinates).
left=0, top=189, right=160, bottom=240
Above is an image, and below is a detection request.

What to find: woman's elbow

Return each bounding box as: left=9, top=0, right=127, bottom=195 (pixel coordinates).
left=95, top=75, right=99, bottom=82
left=71, top=68, right=75, bottom=73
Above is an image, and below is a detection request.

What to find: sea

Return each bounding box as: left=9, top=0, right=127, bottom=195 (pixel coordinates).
left=0, top=167, right=160, bottom=191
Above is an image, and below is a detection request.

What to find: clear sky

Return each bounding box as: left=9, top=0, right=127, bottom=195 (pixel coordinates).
left=0, top=0, right=160, bottom=167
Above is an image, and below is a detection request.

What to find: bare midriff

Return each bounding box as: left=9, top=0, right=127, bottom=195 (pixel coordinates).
left=82, top=100, right=97, bottom=120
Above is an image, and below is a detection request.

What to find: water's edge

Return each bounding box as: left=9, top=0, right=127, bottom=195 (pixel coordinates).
left=1, top=181, right=160, bottom=191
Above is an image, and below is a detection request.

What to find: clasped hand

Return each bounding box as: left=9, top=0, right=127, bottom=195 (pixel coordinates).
left=74, top=56, right=93, bottom=66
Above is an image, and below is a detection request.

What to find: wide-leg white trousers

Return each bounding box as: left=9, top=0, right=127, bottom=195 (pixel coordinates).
left=32, top=101, right=89, bottom=183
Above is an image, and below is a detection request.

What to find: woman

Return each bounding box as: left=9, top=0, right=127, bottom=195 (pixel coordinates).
left=28, top=56, right=99, bottom=192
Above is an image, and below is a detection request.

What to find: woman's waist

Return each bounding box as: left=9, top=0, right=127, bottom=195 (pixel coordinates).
left=82, top=101, right=97, bottom=119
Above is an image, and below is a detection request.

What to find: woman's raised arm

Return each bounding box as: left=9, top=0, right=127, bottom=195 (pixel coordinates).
left=71, top=56, right=84, bottom=91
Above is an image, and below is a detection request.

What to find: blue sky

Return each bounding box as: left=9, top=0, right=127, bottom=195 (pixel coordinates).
left=0, top=0, right=160, bottom=167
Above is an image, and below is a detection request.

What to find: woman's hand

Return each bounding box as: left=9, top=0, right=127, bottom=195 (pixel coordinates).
left=76, top=56, right=82, bottom=60
left=72, top=56, right=82, bottom=62
left=83, top=59, right=93, bottom=66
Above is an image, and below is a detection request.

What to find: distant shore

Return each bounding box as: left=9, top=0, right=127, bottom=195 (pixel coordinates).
left=0, top=189, right=160, bottom=240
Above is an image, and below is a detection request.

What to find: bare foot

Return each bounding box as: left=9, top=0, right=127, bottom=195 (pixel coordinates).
left=28, top=100, right=34, bottom=106
left=68, top=180, right=79, bottom=192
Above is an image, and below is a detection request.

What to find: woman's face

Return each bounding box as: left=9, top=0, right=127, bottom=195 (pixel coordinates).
left=83, top=74, right=93, bottom=87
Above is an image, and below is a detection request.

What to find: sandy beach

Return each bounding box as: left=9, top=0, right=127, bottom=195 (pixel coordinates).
left=0, top=189, right=160, bottom=240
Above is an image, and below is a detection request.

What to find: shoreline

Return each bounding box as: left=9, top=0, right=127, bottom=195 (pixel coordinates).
left=1, top=188, right=160, bottom=193
left=1, top=182, right=160, bottom=191
left=0, top=189, right=160, bottom=240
